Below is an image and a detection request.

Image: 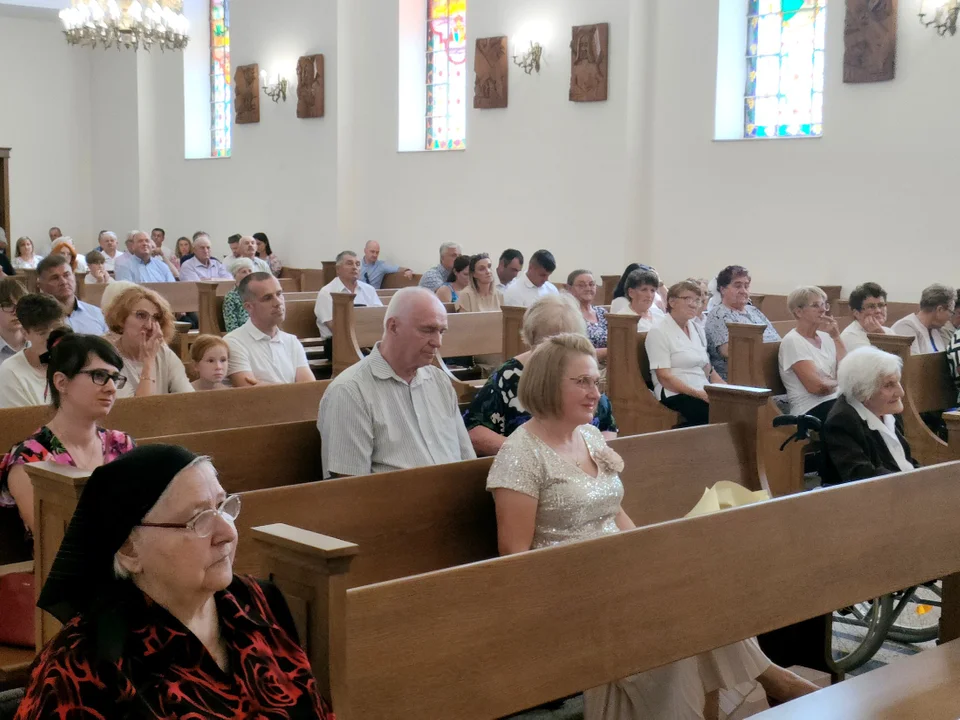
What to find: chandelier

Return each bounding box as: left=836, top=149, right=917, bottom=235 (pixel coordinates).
left=59, top=1, right=190, bottom=51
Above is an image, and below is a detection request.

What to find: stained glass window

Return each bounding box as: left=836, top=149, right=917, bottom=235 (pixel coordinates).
left=745, top=0, right=826, bottom=138
left=426, top=0, right=466, bottom=151
left=211, top=0, right=231, bottom=157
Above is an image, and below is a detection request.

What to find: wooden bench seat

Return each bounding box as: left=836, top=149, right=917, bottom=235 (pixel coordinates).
left=755, top=286, right=841, bottom=322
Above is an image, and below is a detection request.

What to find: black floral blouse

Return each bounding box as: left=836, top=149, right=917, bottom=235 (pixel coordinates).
left=14, top=575, right=332, bottom=720
left=463, top=358, right=619, bottom=437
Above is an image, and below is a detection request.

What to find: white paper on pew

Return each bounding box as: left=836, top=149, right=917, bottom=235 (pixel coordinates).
left=684, top=481, right=770, bottom=518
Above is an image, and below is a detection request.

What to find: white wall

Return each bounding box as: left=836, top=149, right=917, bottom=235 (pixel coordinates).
left=649, top=0, right=960, bottom=300
left=0, top=8, right=93, bottom=254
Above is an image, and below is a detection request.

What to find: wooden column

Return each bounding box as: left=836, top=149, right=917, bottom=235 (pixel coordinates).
left=0, top=148, right=9, bottom=243
left=197, top=281, right=221, bottom=335
left=707, top=384, right=773, bottom=493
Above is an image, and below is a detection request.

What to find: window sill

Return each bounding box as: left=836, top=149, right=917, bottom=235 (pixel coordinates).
left=397, top=147, right=467, bottom=154
left=712, top=135, right=822, bottom=143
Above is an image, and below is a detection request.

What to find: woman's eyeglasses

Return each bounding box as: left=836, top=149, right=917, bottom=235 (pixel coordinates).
left=134, top=310, right=163, bottom=324
left=78, top=369, right=127, bottom=389
left=138, top=495, right=242, bottom=539
left=569, top=375, right=603, bottom=391
left=0, top=303, right=16, bottom=314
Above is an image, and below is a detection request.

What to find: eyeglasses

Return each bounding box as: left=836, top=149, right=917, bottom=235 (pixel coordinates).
left=134, top=310, right=163, bottom=324
left=675, top=295, right=701, bottom=304
left=803, top=302, right=831, bottom=312
left=0, top=303, right=15, bottom=313
left=569, top=375, right=603, bottom=391
left=573, top=282, right=597, bottom=290
left=77, top=369, right=128, bottom=389
left=861, top=302, right=887, bottom=311
left=139, top=494, right=241, bottom=539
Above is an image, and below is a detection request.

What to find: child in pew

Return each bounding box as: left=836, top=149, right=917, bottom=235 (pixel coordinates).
left=84, top=250, right=113, bottom=285
left=190, top=334, right=231, bottom=391
left=487, top=333, right=818, bottom=720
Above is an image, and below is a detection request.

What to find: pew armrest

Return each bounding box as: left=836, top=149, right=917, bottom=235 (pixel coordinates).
left=945, top=412, right=960, bottom=459
left=0, top=561, right=32, bottom=577
left=252, top=523, right=359, bottom=562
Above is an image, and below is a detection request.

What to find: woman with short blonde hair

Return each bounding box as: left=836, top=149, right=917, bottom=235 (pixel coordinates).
left=12, top=236, right=43, bottom=270
left=105, top=286, right=193, bottom=397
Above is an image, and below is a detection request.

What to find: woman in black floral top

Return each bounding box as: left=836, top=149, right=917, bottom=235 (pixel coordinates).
left=463, top=294, right=618, bottom=456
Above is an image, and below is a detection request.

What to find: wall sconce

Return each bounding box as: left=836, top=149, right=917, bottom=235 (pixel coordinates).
left=919, top=0, right=959, bottom=36
left=260, top=70, right=289, bottom=102
left=512, top=40, right=543, bottom=74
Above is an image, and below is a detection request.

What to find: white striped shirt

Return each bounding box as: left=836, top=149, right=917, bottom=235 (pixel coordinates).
left=318, top=343, right=476, bottom=477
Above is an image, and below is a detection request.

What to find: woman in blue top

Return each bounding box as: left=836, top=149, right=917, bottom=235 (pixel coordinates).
left=436, top=255, right=472, bottom=305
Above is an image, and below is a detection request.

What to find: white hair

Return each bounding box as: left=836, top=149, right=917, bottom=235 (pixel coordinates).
left=227, top=256, right=255, bottom=277
left=837, top=346, right=903, bottom=403
left=383, top=286, right=442, bottom=330
left=99, top=231, right=117, bottom=242
left=439, top=241, right=461, bottom=256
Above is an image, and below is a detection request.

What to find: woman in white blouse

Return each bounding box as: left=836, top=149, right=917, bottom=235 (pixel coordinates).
left=778, top=286, right=846, bottom=422
left=646, top=280, right=725, bottom=427
left=103, top=286, right=194, bottom=397
left=12, top=236, right=43, bottom=270
left=614, top=268, right=665, bottom=331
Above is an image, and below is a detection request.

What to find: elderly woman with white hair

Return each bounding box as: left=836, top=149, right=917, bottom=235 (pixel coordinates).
left=822, top=347, right=918, bottom=486
left=463, top=293, right=619, bottom=457
left=222, top=257, right=255, bottom=332
left=15, top=445, right=333, bottom=719
left=778, top=286, right=847, bottom=423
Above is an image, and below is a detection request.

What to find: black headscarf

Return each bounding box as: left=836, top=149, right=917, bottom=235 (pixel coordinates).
left=38, top=444, right=200, bottom=624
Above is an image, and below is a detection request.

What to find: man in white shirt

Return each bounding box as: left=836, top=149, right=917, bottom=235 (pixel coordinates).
left=839, top=282, right=894, bottom=352
left=318, top=287, right=475, bottom=477
left=0, top=294, right=65, bottom=408
left=314, top=250, right=383, bottom=338
left=495, top=249, right=523, bottom=293
left=225, top=272, right=313, bottom=386
left=503, top=249, right=559, bottom=307
left=239, top=236, right=273, bottom=275
left=891, top=283, right=955, bottom=355
left=179, top=234, right=232, bottom=281
left=97, top=231, right=124, bottom=272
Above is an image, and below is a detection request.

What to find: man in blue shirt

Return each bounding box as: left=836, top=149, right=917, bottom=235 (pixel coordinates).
left=35, top=255, right=107, bottom=335
left=360, top=240, right=413, bottom=289
left=115, top=231, right=177, bottom=283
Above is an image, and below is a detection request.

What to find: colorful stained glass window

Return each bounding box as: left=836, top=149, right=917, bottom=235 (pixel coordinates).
left=426, top=0, right=466, bottom=151
left=745, top=0, right=826, bottom=138
left=211, top=0, right=231, bottom=157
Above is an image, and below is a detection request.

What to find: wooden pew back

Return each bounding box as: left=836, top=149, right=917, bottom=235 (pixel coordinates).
left=836, top=298, right=917, bottom=325
left=382, top=272, right=420, bottom=289
left=298, top=461, right=960, bottom=719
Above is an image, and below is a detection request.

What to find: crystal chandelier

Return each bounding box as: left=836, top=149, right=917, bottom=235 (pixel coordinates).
left=59, top=1, right=190, bottom=51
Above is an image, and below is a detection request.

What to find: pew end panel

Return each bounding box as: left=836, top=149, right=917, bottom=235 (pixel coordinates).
left=501, top=306, right=527, bottom=360
left=600, top=275, right=620, bottom=307
left=331, top=293, right=365, bottom=376
left=706, top=384, right=772, bottom=492
left=605, top=313, right=679, bottom=435
left=946, top=412, right=960, bottom=459
left=381, top=272, right=418, bottom=289
left=253, top=524, right=358, bottom=705
left=871, top=333, right=952, bottom=466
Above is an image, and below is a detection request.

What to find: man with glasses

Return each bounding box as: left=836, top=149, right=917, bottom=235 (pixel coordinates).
left=36, top=255, right=107, bottom=336
left=314, top=250, right=382, bottom=339
left=840, top=282, right=894, bottom=352
left=891, top=283, right=956, bottom=355
left=359, top=240, right=413, bottom=289
left=0, top=277, right=27, bottom=365
left=0, top=294, right=64, bottom=407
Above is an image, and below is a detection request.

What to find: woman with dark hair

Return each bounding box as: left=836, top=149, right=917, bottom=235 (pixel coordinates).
left=253, top=231, right=283, bottom=275
left=15, top=445, right=332, bottom=719
left=457, top=253, right=503, bottom=312
left=0, top=293, right=65, bottom=408
left=436, top=255, right=472, bottom=304
left=0, top=328, right=134, bottom=544
left=615, top=269, right=665, bottom=331
left=610, top=263, right=641, bottom=314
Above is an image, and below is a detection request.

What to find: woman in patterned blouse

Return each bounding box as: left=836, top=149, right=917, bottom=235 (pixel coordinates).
left=223, top=257, right=255, bottom=332
left=463, top=293, right=618, bottom=457
left=0, top=329, right=134, bottom=556
left=567, top=269, right=608, bottom=362
left=14, top=445, right=332, bottom=720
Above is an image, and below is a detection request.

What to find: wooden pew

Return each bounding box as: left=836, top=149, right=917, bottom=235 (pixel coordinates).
left=501, top=305, right=527, bottom=359
left=279, top=266, right=326, bottom=293
left=25, top=386, right=775, bottom=684
left=382, top=271, right=420, bottom=289
left=254, top=460, right=960, bottom=718
left=605, top=314, right=680, bottom=434
left=835, top=298, right=916, bottom=325
left=17, top=269, right=87, bottom=297
left=601, top=274, right=620, bottom=306
left=727, top=323, right=808, bottom=497
left=870, top=334, right=957, bottom=466
left=756, top=286, right=841, bottom=322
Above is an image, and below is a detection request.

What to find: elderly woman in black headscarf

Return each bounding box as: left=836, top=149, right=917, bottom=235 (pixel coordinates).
left=15, top=445, right=332, bottom=720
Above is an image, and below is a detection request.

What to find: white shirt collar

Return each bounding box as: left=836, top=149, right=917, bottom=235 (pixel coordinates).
left=847, top=396, right=914, bottom=472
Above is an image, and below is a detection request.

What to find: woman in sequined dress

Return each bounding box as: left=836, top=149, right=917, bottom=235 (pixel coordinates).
left=486, top=334, right=816, bottom=719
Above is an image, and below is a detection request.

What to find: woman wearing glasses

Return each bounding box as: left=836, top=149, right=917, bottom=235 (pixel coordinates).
left=778, top=285, right=847, bottom=423
left=567, top=269, right=608, bottom=363
left=646, top=280, right=725, bottom=427
left=104, top=285, right=194, bottom=397
left=15, top=445, right=333, bottom=719
left=839, top=282, right=894, bottom=352
left=0, top=329, right=134, bottom=549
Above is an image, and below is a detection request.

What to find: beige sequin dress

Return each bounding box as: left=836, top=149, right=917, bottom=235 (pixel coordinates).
left=486, top=424, right=768, bottom=720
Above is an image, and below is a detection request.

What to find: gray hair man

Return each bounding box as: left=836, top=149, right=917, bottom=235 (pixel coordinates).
left=314, top=250, right=382, bottom=339
left=891, top=283, right=956, bottom=355
left=97, top=231, right=124, bottom=272
left=418, top=242, right=462, bottom=292
left=318, top=287, right=475, bottom=477
left=238, top=236, right=273, bottom=275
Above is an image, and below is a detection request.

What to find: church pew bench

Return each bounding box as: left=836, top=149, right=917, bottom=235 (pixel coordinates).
left=16, top=269, right=87, bottom=297
left=329, top=294, right=497, bottom=400
left=139, top=420, right=323, bottom=493
left=604, top=314, right=680, bottom=434
left=755, top=286, right=841, bottom=322
left=870, top=334, right=957, bottom=466
left=279, top=267, right=326, bottom=293
left=754, top=637, right=960, bottom=719
left=600, top=274, right=620, bottom=306
left=375, top=288, right=398, bottom=300
left=726, top=323, right=809, bottom=497
left=500, top=303, right=613, bottom=362
left=256, top=459, right=960, bottom=719
left=26, top=387, right=775, bottom=675
left=835, top=298, right=916, bottom=325
left=0, top=380, right=330, bottom=458
left=381, top=271, right=420, bottom=289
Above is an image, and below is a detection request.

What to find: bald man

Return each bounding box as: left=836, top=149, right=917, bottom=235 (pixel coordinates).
left=359, top=240, right=413, bottom=289
left=239, top=235, right=273, bottom=275
left=317, top=287, right=475, bottom=477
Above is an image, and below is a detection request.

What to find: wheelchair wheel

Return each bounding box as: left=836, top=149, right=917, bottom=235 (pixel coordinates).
left=885, top=582, right=941, bottom=644
left=831, top=594, right=895, bottom=673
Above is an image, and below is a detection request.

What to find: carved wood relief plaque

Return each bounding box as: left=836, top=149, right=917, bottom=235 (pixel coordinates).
left=297, top=54, right=325, bottom=119
left=235, top=63, right=260, bottom=124
left=474, top=36, right=508, bottom=109
left=843, top=0, right=898, bottom=83
left=570, top=23, right=609, bottom=102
